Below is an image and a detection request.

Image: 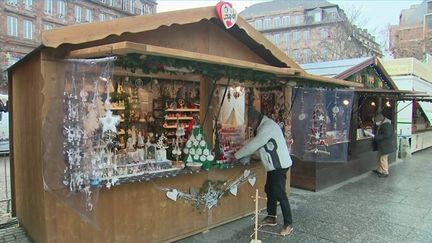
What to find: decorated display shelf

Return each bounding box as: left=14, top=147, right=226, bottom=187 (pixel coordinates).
left=163, top=108, right=200, bottom=137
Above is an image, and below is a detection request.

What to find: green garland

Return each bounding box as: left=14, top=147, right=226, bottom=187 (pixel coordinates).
left=116, top=53, right=278, bottom=84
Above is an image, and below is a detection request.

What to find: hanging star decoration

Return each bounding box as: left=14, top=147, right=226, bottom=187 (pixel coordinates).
left=318, top=114, right=325, bottom=121
left=99, top=110, right=120, bottom=134
left=314, top=131, right=321, bottom=139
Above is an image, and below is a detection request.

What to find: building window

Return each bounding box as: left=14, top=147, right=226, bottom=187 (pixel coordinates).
left=263, top=18, right=272, bottom=29
left=273, top=17, right=281, bottom=28
left=142, top=4, right=152, bottom=15
left=44, top=0, right=53, bottom=15
left=321, top=29, right=329, bottom=39
left=303, top=30, right=311, bottom=41
left=322, top=47, right=329, bottom=59
left=427, top=14, right=432, bottom=30
left=303, top=49, right=312, bottom=62
left=24, top=0, right=33, bottom=10
left=293, top=50, right=300, bottom=60
left=75, top=5, right=82, bottom=23
left=324, top=7, right=339, bottom=21
left=283, top=33, right=289, bottom=44
left=6, top=0, right=18, bottom=6
left=58, top=0, right=66, bottom=18
left=282, top=16, right=290, bottom=26
left=293, top=31, right=301, bottom=42
left=254, top=19, right=263, bottom=30
left=7, top=16, right=18, bottom=37
left=274, top=33, right=281, bottom=43
left=44, top=23, right=54, bottom=30
left=23, top=20, right=33, bottom=39
left=85, top=9, right=94, bottom=22
left=314, top=10, right=322, bottom=22
left=100, top=13, right=106, bottom=21
left=294, top=15, right=303, bottom=25
left=130, top=0, right=135, bottom=13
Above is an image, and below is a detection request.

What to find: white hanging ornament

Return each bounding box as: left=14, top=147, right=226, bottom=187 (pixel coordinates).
left=166, top=189, right=179, bottom=201
left=248, top=176, right=256, bottom=187
left=229, top=185, right=238, bottom=196
left=332, top=106, right=340, bottom=114
left=243, top=169, right=251, bottom=178
left=80, top=89, right=89, bottom=103
left=99, top=110, right=121, bottom=134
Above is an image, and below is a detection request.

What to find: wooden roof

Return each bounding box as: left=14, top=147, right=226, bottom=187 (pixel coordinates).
left=41, top=6, right=300, bottom=69
left=334, top=57, right=398, bottom=90
left=67, top=41, right=363, bottom=87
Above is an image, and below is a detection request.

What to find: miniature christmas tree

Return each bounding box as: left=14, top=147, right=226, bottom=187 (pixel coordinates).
left=306, top=104, right=330, bottom=155
left=183, top=123, right=215, bottom=170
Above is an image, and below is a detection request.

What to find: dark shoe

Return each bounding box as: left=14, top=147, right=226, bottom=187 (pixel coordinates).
left=260, top=216, right=277, bottom=226
left=372, top=169, right=381, bottom=175
left=280, top=225, right=293, bottom=236
left=378, top=173, right=389, bottom=178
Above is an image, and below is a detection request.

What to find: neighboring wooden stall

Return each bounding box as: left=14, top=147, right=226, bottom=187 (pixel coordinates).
left=8, top=6, right=360, bottom=243
left=293, top=57, right=413, bottom=191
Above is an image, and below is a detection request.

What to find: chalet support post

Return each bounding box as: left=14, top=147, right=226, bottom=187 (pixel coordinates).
left=201, top=77, right=215, bottom=147
left=377, top=97, right=383, bottom=114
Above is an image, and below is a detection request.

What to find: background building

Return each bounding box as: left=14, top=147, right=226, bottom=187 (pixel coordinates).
left=240, top=0, right=382, bottom=64
left=389, top=0, right=432, bottom=60
left=382, top=57, right=432, bottom=154
left=0, top=0, right=157, bottom=92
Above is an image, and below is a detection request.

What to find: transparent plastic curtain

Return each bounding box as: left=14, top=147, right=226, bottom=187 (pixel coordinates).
left=290, top=88, right=354, bottom=162
left=42, top=57, right=116, bottom=224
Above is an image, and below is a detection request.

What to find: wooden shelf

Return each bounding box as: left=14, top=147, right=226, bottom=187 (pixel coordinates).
left=166, top=108, right=199, bottom=112
left=165, top=116, right=194, bottom=120
left=163, top=125, right=178, bottom=129
left=111, top=106, right=125, bottom=111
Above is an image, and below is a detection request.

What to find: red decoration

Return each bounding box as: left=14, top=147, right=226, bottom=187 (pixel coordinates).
left=216, top=1, right=238, bottom=29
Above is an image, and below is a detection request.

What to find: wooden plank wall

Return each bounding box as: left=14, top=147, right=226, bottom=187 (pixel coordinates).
left=12, top=55, right=47, bottom=243
left=42, top=164, right=266, bottom=243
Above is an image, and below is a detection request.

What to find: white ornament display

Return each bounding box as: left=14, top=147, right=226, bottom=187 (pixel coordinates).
left=99, top=110, right=120, bottom=134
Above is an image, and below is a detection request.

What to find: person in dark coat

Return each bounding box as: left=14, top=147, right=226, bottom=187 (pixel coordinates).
left=372, top=113, right=397, bottom=177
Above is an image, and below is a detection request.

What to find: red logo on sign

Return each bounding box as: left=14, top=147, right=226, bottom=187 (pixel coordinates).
left=216, top=1, right=238, bottom=29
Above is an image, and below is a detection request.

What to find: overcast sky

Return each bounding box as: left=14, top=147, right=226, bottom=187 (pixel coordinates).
left=156, top=0, right=423, bottom=53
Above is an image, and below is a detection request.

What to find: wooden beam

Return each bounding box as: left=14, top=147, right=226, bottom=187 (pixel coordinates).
left=297, top=72, right=364, bottom=87
left=68, top=42, right=299, bottom=76
left=68, top=41, right=362, bottom=87
left=114, top=67, right=201, bottom=82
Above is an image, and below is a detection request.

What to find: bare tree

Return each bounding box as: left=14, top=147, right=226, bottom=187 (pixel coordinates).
left=310, top=5, right=381, bottom=62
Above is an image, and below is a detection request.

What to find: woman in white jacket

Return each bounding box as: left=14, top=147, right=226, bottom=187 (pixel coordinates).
left=235, top=107, right=293, bottom=236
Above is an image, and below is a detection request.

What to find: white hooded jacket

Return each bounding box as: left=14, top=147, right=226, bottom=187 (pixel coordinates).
left=234, top=116, right=292, bottom=171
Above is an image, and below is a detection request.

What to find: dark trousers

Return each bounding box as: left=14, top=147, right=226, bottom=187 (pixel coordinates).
left=265, top=168, right=293, bottom=226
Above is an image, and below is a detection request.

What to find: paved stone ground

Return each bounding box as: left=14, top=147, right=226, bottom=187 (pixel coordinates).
left=2, top=148, right=432, bottom=243
left=177, top=148, right=432, bottom=243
